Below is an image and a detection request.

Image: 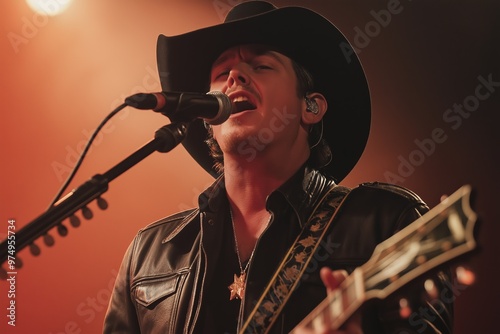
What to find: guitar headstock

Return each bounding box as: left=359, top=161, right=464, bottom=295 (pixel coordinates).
left=362, top=184, right=478, bottom=299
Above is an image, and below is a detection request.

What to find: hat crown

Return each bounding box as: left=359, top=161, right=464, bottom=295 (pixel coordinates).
left=225, top=1, right=277, bottom=22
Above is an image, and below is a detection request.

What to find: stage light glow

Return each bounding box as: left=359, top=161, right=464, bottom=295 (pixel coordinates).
left=26, top=0, right=72, bottom=16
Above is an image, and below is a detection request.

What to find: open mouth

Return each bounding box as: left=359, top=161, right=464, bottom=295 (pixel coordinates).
left=232, top=96, right=257, bottom=114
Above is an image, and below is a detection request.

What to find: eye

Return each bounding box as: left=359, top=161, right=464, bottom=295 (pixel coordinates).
left=213, top=70, right=229, bottom=80
left=254, top=64, right=272, bottom=71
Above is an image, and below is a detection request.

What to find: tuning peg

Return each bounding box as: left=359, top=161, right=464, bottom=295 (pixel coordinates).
left=456, top=266, right=475, bottom=286
left=97, top=196, right=108, bottom=210
left=0, top=267, right=7, bottom=280
left=57, top=224, right=68, bottom=237
left=16, top=257, right=23, bottom=268
left=424, top=279, right=439, bottom=299
left=30, top=243, right=41, bottom=256
left=69, top=214, right=81, bottom=227
left=82, top=206, right=93, bottom=220
left=43, top=233, right=55, bottom=247
left=399, top=298, right=412, bottom=318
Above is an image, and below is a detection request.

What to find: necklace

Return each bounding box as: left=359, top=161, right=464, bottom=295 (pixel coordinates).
left=227, top=209, right=268, bottom=301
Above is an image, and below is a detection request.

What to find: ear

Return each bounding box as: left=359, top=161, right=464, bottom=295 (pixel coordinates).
left=301, top=92, right=328, bottom=125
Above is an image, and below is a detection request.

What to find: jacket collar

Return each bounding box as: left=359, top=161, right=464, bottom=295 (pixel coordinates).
left=162, top=166, right=335, bottom=245
left=198, top=165, right=336, bottom=226
left=270, top=165, right=337, bottom=227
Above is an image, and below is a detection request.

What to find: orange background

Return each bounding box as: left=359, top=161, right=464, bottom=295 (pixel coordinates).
left=1, top=1, right=498, bottom=333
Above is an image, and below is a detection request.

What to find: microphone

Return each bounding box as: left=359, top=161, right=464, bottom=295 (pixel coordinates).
left=124, top=91, right=232, bottom=125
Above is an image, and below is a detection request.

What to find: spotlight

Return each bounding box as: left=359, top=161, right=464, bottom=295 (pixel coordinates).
left=26, top=0, right=72, bottom=16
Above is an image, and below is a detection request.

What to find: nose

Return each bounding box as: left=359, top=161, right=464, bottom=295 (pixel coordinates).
left=227, top=64, right=249, bottom=88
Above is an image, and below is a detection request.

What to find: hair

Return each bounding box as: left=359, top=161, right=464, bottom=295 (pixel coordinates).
left=205, top=59, right=331, bottom=173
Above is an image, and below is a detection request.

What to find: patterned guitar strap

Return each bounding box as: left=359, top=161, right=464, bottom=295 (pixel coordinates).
left=239, top=184, right=351, bottom=334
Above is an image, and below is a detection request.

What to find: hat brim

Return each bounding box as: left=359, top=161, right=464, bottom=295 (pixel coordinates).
left=156, top=6, right=371, bottom=182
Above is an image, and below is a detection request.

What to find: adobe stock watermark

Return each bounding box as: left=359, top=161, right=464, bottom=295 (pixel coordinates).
left=176, top=105, right=298, bottom=212
left=8, top=0, right=72, bottom=54
left=384, top=73, right=499, bottom=184
left=237, top=106, right=297, bottom=162
left=51, top=65, right=161, bottom=183
left=300, top=235, right=341, bottom=284
left=340, top=0, right=413, bottom=64
left=47, top=268, right=119, bottom=334
left=398, top=273, right=471, bottom=334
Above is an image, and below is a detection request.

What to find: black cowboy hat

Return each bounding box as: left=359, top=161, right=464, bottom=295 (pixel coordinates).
left=156, top=1, right=371, bottom=182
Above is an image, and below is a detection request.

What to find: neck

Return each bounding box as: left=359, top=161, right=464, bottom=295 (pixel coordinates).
left=224, top=147, right=308, bottom=215
left=223, top=147, right=308, bottom=261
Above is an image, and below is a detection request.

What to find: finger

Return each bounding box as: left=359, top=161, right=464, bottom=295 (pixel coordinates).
left=320, top=268, right=348, bottom=292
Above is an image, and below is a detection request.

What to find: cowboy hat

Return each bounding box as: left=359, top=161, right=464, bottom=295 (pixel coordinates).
left=156, top=1, right=371, bottom=182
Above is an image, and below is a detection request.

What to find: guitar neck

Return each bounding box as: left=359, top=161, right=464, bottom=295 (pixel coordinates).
left=292, top=269, right=366, bottom=332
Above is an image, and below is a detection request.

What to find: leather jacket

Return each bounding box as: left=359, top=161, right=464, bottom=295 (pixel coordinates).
left=104, top=167, right=453, bottom=333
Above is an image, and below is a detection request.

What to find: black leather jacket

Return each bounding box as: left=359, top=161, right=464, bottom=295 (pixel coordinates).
left=104, top=167, right=453, bottom=333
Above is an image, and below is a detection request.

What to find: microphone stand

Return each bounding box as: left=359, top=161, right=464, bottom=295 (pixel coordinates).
left=0, top=122, right=189, bottom=271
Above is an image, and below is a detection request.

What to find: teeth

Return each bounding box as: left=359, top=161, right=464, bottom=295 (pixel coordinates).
left=232, top=96, right=249, bottom=103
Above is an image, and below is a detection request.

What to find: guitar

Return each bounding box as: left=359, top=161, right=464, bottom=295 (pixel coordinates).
left=290, top=184, right=478, bottom=333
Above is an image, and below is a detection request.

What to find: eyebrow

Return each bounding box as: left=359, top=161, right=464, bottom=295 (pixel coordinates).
left=258, top=50, right=287, bottom=67
left=211, top=53, right=232, bottom=69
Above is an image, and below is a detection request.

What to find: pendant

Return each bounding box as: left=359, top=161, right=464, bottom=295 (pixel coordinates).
left=228, top=272, right=246, bottom=300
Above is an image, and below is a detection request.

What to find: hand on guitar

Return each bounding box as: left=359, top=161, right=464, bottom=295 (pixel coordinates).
left=293, top=268, right=363, bottom=334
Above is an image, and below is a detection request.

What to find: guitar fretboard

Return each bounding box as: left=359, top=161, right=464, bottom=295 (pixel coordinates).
left=298, top=269, right=365, bottom=332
